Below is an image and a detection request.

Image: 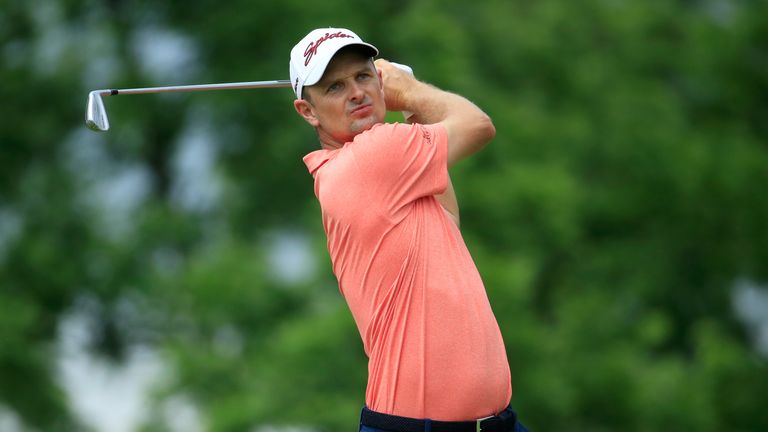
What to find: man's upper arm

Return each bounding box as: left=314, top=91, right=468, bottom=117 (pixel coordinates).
left=435, top=173, right=459, bottom=227
left=351, top=123, right=449, bottom=212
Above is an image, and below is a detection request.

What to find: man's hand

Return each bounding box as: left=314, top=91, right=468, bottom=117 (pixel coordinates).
left=374, top=59, right=418, bottom=113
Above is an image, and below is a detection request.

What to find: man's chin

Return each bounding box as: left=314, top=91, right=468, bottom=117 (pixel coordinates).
left=351, top=116, right=382, bottom=135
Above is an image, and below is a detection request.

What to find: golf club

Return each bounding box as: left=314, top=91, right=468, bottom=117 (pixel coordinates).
left=85, top=63, right=414, bottom=131
left=86, top=80, right=291, bottom=132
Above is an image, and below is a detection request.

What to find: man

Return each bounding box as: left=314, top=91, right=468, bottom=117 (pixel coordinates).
left=290, top=28, right=528, bottom=432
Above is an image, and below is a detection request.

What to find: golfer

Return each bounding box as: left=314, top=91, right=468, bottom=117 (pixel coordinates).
left=290, top=28, right=527, bottom=432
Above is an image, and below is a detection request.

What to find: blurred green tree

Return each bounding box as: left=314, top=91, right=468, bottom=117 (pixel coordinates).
left=0, top=0, right=766, bottom=431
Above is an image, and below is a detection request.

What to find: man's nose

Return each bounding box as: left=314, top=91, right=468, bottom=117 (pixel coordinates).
left=348, top=80, right=365, bottom=102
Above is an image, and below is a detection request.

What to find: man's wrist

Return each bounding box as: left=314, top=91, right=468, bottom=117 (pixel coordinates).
left=399, top=81, right=429, bottom=114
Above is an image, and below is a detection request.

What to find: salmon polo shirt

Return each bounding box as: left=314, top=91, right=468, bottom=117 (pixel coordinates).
left=303, top=122, right=512, bottom=421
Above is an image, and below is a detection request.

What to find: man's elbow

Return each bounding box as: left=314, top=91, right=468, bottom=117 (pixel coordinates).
left=477, top=114, right=496, bottom=147
left=484, top=115, right=497, bottom=142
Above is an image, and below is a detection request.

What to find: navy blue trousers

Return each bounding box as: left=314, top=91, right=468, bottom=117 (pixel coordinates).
left=359, top=406, right=530, bottom=432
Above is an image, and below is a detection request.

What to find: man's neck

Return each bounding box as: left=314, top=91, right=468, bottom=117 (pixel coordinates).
left=316, top=121, right=385, bottom=150
left=317, top=128, right=347, bottom=151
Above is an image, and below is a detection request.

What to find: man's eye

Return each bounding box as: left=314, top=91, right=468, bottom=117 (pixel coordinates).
left=357, top=73, right=371, bottom=81
left=327, top=82, right=342, bottom=93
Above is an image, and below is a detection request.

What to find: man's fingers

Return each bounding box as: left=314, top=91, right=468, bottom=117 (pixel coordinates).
left=375, top=59, right=413, bottom=112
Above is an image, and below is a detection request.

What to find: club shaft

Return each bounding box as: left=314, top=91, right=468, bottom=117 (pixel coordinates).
left=98, top=80, right=292, bottom=96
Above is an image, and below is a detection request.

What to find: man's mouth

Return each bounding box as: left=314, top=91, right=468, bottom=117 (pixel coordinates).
left=349, top=104, right=373, bottom=117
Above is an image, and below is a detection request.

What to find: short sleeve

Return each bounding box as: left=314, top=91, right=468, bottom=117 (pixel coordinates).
left=350, top=123, right=448, bottom=215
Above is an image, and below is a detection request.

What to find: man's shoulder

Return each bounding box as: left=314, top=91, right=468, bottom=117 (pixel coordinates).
left=355, top=122, right=414, bottom=142
left=359, top=122, right=444, bottom=141
left=303, top=148, right=336, bottom=176
left=352, top=122, right=445, bottom=160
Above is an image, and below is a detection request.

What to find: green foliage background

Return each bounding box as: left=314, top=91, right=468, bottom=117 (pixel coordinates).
left=1, top=0, right=767, bottom=430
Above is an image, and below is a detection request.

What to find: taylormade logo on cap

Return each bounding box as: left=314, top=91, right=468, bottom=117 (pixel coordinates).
left=289, top=27, right=378, bottom=99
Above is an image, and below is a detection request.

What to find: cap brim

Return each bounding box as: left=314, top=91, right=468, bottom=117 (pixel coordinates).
left=302, top=42, right=378, bottom=88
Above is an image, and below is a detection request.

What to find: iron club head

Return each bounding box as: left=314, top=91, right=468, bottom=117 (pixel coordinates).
left=86, top=90, right=110, bottom=132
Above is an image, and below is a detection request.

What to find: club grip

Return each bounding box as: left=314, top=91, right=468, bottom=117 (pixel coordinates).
left=391, top=62, right=413, bottom=76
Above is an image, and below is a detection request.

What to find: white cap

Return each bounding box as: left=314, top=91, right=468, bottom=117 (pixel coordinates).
left=289, top=27, right=378, bottom=99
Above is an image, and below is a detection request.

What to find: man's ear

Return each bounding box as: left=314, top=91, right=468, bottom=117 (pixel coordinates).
left=294, top=99, right=320, bottom=127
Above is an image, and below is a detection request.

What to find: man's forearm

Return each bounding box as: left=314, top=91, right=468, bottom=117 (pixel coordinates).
left=404, top=82, right=483, bottom=125
left=402, top=81, right=495, bottom=167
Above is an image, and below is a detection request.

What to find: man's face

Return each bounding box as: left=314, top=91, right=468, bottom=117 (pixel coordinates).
left=294, top=48, right=386, bottom=146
